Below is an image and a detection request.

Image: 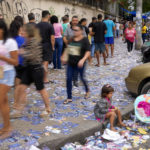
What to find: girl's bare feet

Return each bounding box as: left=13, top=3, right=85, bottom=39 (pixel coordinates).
left=110, top=127, right=117, bottom=132
left=117, top=123, right=126, bottom=127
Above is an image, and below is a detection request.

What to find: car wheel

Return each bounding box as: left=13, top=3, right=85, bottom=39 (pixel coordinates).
left=141, top=82, right=150, bottom=94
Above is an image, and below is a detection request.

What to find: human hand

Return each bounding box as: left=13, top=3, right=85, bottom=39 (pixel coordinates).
left=61, top=56, right=67, bottom=64
left=19, top=48, right=25, bottom=55
left=78, top=59, right=84, bottom=68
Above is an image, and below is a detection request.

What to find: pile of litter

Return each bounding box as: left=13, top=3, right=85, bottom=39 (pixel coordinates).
left=61, top=119, right=150, bottom=150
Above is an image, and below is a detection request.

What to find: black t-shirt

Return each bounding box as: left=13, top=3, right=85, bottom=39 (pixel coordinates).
left=88, top=22, right=94, bottom=28
left=67, top=37, right=90, bottom=66
left=92, top=21, right=107, bottom=43
left=36, top=22, right=55, bottom=49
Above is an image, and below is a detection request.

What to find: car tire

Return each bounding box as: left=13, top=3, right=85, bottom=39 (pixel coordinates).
left=141, top=82, right=150, bottom=94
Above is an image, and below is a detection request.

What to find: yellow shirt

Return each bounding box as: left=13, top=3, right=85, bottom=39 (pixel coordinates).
left=142, top=26, right=147, bottom=34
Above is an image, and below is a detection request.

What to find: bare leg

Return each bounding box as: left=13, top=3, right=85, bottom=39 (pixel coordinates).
left=102, top=52, right=107, bottom=65
left=39, top=88, right=50, bottom=112
left=105, top=44, right=109, bottom=58
left=0, top=84, right=12, bottom=138
left=43, top=61, right=49, bottom=83
left=95, top=51, right=100, bottom=67
left=13, top=78, right=21, bottom=109
left=106, top=112, right=117, bottom=132
left=110, top=44, right=114, bottom=57
left=16, top=84, right=28, bottom=111
left=115, top=109, right=126, bottom=127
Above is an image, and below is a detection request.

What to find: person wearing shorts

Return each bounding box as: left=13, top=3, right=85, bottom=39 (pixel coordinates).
left=37, top=10, right=55, bottom=83
left=104, top=15, right=116, bottom=58
left=11, top=24, right=51, bottom=119
left=92, top=14, right=107, bottom=66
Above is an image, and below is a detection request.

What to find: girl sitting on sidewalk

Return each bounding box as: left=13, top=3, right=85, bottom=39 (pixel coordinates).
left=94, top=84, right=126, bottom=132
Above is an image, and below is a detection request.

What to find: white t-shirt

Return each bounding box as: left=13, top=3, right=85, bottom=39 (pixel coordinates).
left=0, top=38, right=18, bottom=71
left=116, top=23, right=120, bottom=30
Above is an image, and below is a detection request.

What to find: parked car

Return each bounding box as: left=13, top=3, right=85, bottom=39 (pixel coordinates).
left=125, top=63, right=150, bottom=96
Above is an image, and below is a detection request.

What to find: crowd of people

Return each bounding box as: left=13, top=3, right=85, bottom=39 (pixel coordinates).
left=0, top=10, right=144, bottom=139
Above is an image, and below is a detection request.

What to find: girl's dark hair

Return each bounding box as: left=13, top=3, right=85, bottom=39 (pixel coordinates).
left=50, top=15, right=58, bottom=24
left=0, top=19, right=8, bottom=43
left=9, top=20, right=22, bottom=37
left=79, top=18, right=87, bottom=24
left=101, top=84, right=114, bottom=98
left=14, top=16, right=24, bottom=26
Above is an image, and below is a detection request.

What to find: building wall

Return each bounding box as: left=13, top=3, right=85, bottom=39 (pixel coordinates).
left=0, top=0, right=104, bottom=24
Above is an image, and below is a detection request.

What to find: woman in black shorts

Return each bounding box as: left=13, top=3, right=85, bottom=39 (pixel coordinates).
left=11, top=24, right=51, bottom=118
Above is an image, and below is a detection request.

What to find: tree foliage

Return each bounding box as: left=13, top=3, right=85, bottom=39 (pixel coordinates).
left=118, top=0, right=150, bottom=13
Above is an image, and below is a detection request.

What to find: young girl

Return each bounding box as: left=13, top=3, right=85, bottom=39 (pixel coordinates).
left=94, top=84, right=126, bottom=132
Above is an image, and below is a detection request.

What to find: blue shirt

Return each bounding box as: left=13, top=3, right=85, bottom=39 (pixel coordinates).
left=14, top=36, right=25, bottom=65
left=104, top=20, right=115, bottom=37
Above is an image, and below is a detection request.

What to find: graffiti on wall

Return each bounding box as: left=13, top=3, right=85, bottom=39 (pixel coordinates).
left=0, top=0, right=91, bottom=23
left=30, top=8, right=42, bottom=23
left=12, top=0, right=28, bottom=17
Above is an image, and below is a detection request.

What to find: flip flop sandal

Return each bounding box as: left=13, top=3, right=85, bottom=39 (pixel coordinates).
left=95, top=64, right=100, bottom=67
left=10, top=110, right=23, bottom=119
left=63, top=99, right=72, bottom=104
left=40, top=110, right=51, bottom=117
left=84, top=92, right=90, bottom=99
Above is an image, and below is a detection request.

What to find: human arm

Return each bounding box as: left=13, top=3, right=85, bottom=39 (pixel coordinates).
left=0, top=51, right=18, bottom=66
left=51, top=35, right=55, bottom=51
left=78, top=38, right=91, bottom=68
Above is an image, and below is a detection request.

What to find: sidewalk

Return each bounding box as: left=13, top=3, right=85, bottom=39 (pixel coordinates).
left=0, top=38, right=141, bottom=150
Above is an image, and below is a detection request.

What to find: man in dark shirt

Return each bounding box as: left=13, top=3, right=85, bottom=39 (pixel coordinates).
left=88, top=17, right=97, bottom=29
left=92, top=14, right=107, bottom=66
left=37, top=10, right=55, bottom=83
left=28, top=13, right=36, bottom=25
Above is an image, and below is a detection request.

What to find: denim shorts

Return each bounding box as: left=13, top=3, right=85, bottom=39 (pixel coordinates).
left=95, top=42, right=106, bottom=53
left=0, top=69, right=15, bottom=86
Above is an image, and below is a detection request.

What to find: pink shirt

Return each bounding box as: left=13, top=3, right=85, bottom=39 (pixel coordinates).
left=125, top=28, right=136, bottom=42
left=53, top=23, right=63, bottom=38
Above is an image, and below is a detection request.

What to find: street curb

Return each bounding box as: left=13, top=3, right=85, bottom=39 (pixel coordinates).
left=39, top=103, right=134, bottom=150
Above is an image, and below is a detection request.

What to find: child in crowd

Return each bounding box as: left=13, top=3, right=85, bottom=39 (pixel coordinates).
left=94, top=84, right=126, bottom=132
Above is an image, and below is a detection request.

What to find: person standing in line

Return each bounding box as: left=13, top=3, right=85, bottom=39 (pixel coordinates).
left=61, top=24, right=90, bottom=104
left=62, top=16, right=70, bottom=55
left=116, top=22, right=120, bottom=38
left=123, top=21, right=136, bottom=55
left=142, top=23, right=148, bottom=44
left=88, top=17, right=97, bottom=64
left=28, top=13, right=36, bottom=25
left=92, top=14, right=108, bottom=67
left=51, top=15, right=63, bottom=69
left=104, top=15, right=116, bottom=58
left=11, top=24, right=51, bottom=118
left=0, top=20, right=18, bottom=139
left=37, top=10, right=55, bottom=84
left=9, top=20, right=26, bottom=112
left=79, top=18, right=89, bottom=37
left=63, top=16, right=79, bottom=87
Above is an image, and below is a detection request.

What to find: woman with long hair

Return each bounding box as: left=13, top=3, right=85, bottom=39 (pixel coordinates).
left=61, top=24, right=90, bottom=104
left=0, top=19, right=18, bottom=139
left=9, top=20, right=25, bottom=112
left=12, top=24, right=51, bottom=117
left=51, top=15, right=63, bottom=69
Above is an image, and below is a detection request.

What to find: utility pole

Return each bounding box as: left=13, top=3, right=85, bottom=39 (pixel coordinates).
left=135, top=0, right=143, bottom=50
